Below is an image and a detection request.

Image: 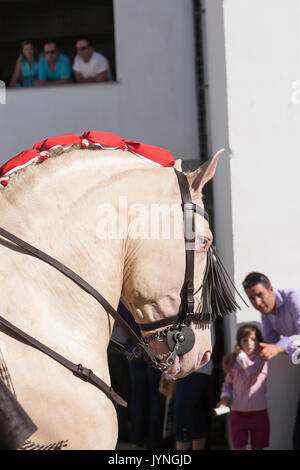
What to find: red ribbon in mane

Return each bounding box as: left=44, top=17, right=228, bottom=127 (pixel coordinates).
left=0, top=132, right=175, bottom=183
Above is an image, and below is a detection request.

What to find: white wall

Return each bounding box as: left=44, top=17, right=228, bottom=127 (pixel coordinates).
left=204, top=0, right=300, bottom=449
left=2, top=0, right=299, bottom=451
left=0, top=0, right=199, bottom=165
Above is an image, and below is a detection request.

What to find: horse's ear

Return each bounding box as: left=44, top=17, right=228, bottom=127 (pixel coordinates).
left=173, top=159, right=182, bottom=171
left=187, top=149, right=224, bottom=191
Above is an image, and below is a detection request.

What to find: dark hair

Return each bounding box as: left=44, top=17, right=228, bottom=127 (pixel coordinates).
left=242, top=272, right=271, bottom=290
left=43, top=40, right=58, bottom=50
left=20, top=40, right=38, bottom=63
left=236, top=324, right=263, bottom=348
left=76, top=38, right=92, bottom=47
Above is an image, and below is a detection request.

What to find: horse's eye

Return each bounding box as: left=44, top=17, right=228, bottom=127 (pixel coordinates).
left=197, top=237, right=207, bottom=250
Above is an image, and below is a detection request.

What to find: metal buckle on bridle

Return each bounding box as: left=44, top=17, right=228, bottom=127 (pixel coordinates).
left=73, top=364, right=93, bottom=382
left=131, top=345, right=143, bottom=359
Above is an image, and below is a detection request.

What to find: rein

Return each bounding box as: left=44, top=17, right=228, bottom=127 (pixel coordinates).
left=0, top=226, right=163, bottom=408
left=0, top=168, right=247, bottom=407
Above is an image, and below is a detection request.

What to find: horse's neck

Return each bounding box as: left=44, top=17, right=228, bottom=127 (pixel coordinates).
left=0, top=149, right=145, bottom=367
left=0, top=148, right=148, bottom=235
left=0, top=147, right=151, bottom=272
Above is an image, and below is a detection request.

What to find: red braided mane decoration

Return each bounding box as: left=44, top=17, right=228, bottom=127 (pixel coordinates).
left=0, top=131, right=175, bottom=189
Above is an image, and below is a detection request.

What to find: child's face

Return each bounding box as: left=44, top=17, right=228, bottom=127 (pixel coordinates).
left=240, top=332, right=258, bottom=355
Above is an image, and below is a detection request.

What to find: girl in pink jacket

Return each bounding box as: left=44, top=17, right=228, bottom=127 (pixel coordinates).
left=217, top=324, right=269, bottom=450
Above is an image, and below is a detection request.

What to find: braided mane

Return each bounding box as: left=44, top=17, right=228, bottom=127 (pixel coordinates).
left=0, top=131, right=175, bottom=189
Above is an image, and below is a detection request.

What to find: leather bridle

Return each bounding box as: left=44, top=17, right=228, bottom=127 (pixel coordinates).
left=0, top=168, right=239, bottom=407
left=135, top=169, right=213, bottom=368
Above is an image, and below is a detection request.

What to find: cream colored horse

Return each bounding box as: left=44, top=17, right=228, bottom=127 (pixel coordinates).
left=0, top=146, right=221, bottom=449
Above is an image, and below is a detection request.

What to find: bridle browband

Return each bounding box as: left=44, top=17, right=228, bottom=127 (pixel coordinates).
left=0, top=168, right=245, bottom=407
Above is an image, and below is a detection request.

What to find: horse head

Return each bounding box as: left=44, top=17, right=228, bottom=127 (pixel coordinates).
left=121, top=150, right=224, bottom=378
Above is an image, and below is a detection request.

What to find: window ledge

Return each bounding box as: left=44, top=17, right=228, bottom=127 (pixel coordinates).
left=6, top=80, right=121, bottom=93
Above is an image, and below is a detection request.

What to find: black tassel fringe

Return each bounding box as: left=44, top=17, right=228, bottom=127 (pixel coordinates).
left=199, top=246, right=249, bottom=322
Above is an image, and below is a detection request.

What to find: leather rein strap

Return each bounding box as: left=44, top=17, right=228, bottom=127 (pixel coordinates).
left=0, top=314, right=127, bottom=407
left=0, top=169, right=205, bottom=406
left=0, top=226, right=161, bottom=408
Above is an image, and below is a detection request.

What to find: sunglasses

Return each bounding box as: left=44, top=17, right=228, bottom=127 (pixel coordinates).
left=76, top=46, right=89, bottom=51
left=44, top=50, right=57, bottom=54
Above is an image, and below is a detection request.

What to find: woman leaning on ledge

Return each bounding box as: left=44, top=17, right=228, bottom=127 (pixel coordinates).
left=9, top=40, right=39, bottom=88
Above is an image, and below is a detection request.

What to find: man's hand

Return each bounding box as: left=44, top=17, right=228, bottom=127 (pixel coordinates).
left=257, top=342, right=285, bottom=361
left=222, top=352, right=237, bottom=374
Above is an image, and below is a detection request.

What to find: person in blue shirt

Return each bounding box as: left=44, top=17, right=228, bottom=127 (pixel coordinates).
left=9, top=40, right=39, bottom=88
left=35, top=41, right=72, bottom=86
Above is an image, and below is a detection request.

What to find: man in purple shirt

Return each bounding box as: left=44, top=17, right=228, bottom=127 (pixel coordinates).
left=242, top=272, right=300, bottom=450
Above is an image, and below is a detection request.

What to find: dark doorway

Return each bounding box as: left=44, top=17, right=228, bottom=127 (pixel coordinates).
left=0, top=0, right=115, bottom=85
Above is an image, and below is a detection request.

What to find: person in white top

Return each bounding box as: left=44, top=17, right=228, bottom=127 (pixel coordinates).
left=73, top=38, right=110, bottom=83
